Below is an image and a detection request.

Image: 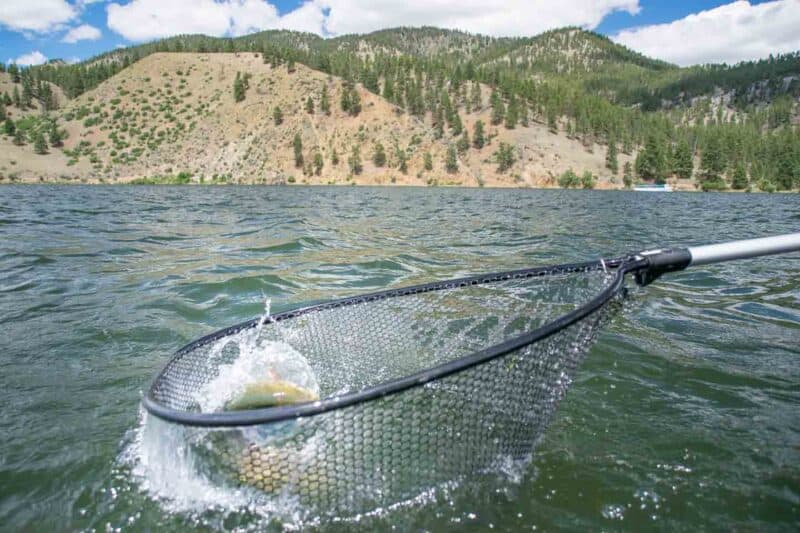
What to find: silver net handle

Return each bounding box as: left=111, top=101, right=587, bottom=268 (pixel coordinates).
left=688, top=233, right=800, bottom=266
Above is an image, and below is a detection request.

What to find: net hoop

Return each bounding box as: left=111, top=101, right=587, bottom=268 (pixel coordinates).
left=143, top=256, right=647, bottom=427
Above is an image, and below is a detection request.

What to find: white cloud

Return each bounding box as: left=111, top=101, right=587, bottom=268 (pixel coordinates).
left=62, top=23, right=103, bottom=43
left=614, top=0, right=800, bottom=66
left=106, top=0, right=640, bottom=41
left=0, top=0, right=76, bottom=32
left=318, top=0, right=640, bottom=37
left=11, top=50, right=48, bottom=66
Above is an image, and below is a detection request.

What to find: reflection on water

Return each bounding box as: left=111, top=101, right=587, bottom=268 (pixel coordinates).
left=0, top=186, right=797, bottom=530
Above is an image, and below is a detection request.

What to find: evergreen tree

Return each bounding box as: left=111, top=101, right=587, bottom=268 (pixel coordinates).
left=48, top=121, right=63, bottom=147
left=636, top=134, right=668, bottom=184
left=433, top=106, right=444, bottom=139
left=372, top=142, right=386, bottom=167
left=423, top=151, right=433, bottom=171
left=700, top=134, right=725, bottom=181
left=34, top=131, right=47, bottom=154
left=305, top=96, right=314, bottom=114
left=731, top=163, right=748, bottom=189
left=348, top=86, right=361, bottom=116
left=469, top=82, right=481, bottom=112
left=273, top=106, right=283, bottom=125
left=4, top=118, right=15, bottom=137
left=293, top=133, right=303, bottom=168
left=456, top=130, right=470, bottom=154
left=313, top=151, right=324, bottom=176
left=494, top=142, right=516, bottom=172
left=490, top=89, right=505, bottom=126
left=287, top=59, right=296, bottom=74
left=12, top=86, right=21, bottom=108
left=348, top=145, right=363, bottom=175
left=396, top=148, right=408, bottom=174
left=233, top=72, right=245, bottom=102
left=605, top=137, right=618, bottom=174
left=445, top=145, right=458, bottom=173
left=547, top=108, right=558, bottom=133
left=581, top=171, right=596, bottom=189
left=320, top=85, right=331, bottom=115
left=0, top=102, right=5, bottom=122
left=505, top=95, right=518, bottom=129
left=2, top=92, right=10, bottom=106
left=13, top=128, right=24, bottom=146
left=451, top=112, right=463, bottom=136
left=331, top=148, right=339, bottom=166
left=672, top=139, right=693, bottom=179
left=623, top=162, right=633, bottom=188
left=340, top=83, right=352, bottom=113
left=473, top=120, right=485, bottom=149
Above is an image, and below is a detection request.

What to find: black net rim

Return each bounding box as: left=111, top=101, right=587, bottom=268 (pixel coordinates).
left=143, top=257, right=646, bottom=427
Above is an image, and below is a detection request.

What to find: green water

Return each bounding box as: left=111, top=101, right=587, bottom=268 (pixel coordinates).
left=1, top=186, right=798, bottom=531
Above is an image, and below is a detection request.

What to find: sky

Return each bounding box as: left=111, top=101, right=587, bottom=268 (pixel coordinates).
left=1, top=0, right=799, bottom=68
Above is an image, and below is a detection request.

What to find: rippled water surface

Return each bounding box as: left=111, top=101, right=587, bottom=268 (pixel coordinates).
left=1, top=186, right=798, bottom=531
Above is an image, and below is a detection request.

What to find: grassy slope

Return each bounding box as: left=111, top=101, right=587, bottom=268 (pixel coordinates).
left=2, top=53, right=640, bottom=187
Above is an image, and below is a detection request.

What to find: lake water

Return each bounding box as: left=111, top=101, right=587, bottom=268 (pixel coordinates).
left=0, top=186, right=798, bottom=531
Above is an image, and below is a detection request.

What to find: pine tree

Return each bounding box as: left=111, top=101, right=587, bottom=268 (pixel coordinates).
left=34, top=131, right=47, bottom=154
left=13, top=128, right=24, bottom=146
left=273, top=106, right=283, bottom=125
left=605, top=137, right=618, bottom=175
left=672, top=139, right=693, bottom=179
left=396, top=148, right=408, bottom=174
left=0, top=102, right=5, bottom=122
left=451, top=112, right=463, bottom=136
left=348, top=86, right=361, bottom=116
left=423, top=151, right=433, bottom=171
left=445, top=145, right=458, bottom=173
left=636, top=134, right=668, bottom=184
left=547, top=108, right=558, bottom=133
left=505, top=95, right=518, bottom=129
left=494, top=142, right=516, bottom=172
left=4, top=118, right=15, bottom=137
left=2, top=92, right=10, bottom=106
left=313, top=151, right=324, bottom=176
left=348, top=145, right=363, bottom=175
left=456, top=130, right=470, bottom=154
left=305, top=96, right=314, bottom=114
left=340, top=83, right=352, bottom=113
left=469, top=82, right=481, bottom=112
left=233, top=72, right=245, bottom=102
left=287, top=59, right=296, bottom=74
left=433, top=106, right=444, bottom=139
left=48, top=121, right=63, bottom=147
left=490, top=89, right=505, bottom=126
left=473, top=120, right=485, bottom=149
left=372, top=142, right=386, bottom=167
left=700, top=133, right=725, bottom=181
left=293, top=133, right=303, bottom=168
left=320, top=85, right=331, bottom=115
left=12, top=86, right=21, bottom=108
left=731, top=163, right=748, bottom=189
left=623, top=162, right=633, bottom=188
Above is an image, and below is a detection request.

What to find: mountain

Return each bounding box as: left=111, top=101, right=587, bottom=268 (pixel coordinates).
left=0, top=26, right=798, bottom=191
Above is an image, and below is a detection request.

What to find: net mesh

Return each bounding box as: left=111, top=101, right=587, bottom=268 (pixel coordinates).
left=147, top=265, right=625, bottom=516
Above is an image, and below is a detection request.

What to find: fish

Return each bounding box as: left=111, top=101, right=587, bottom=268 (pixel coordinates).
left=225, top=379, right=320, bottom=411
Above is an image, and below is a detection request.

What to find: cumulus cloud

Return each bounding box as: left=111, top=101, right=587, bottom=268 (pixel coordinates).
left=11, top=50, right=48, bottom=66
left=62, top=23, right=103, bottom=43
left=614, top=0, right=800, bottom=66
left=108, top=0, right=281, bottom=41
left=0, top=0, right=76, bottom=32
left=106, top=0, right=640, bottom=41
left=318, top=0, right=640, bottom=37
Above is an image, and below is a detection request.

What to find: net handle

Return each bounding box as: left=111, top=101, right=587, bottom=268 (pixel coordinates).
left=635, top=232, right=800, bottom=285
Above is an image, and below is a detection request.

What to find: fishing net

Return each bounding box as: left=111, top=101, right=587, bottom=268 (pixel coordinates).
left=144, top=261, right=631, bottom=516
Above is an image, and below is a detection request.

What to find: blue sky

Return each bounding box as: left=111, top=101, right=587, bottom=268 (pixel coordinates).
left=1, top=1, right=798, bottom=68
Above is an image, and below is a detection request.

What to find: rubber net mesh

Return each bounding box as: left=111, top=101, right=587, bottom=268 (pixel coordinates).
left=148, top=266, right=625, bottom=516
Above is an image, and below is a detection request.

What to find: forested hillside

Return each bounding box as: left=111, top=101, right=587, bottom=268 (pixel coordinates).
left=0, top=26, right=798, bottom=190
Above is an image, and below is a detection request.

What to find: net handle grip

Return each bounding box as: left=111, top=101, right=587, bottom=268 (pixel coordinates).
left=687, top=232, right=800, bottom=266
left=635, top=232, right=800, bottom=285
